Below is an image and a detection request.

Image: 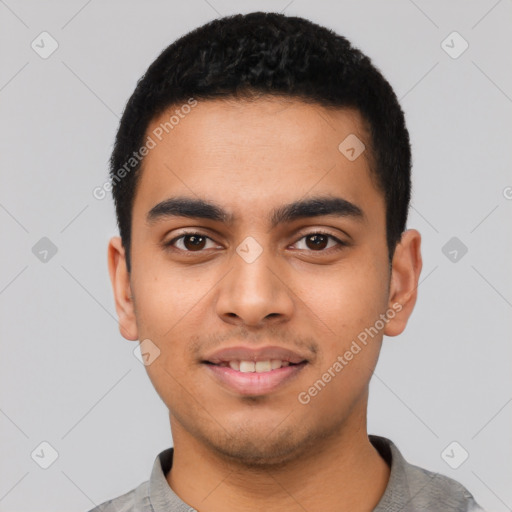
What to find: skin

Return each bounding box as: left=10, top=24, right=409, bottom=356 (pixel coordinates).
left=108, top=97, right=422, bottom=511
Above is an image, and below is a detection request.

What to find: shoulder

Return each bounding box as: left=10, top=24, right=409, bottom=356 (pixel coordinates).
left=370, top=435, right=485, bottom=512
left=85, top=480, right=149, bottom=512
left=403, top=461, right=485, bottom=511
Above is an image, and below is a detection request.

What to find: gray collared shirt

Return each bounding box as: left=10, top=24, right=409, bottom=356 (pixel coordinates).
left=87, top=435, right=485, bottom=511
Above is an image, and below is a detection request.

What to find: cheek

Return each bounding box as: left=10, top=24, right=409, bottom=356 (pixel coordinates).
left=301, top=258, right=388, bottom=334
left=132, top=260, right=206, bottom=337
left=297, top=253, right=389, bottom=397
left=130, top=262, right=211, bottom=385
left=298, top=267, right=386, bottom=415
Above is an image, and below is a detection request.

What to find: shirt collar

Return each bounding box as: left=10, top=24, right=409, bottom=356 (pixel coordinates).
left=370, top=434, right=412, bottom=510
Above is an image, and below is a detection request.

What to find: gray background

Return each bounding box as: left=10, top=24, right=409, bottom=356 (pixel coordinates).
left=1, top=0, right=511, bottom=510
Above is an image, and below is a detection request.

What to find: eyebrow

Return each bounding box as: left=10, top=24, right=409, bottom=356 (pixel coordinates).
left=146, top=195, right=365, bottom=229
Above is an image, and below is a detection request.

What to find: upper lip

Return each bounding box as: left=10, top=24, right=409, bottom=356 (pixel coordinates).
left=203, top=345, right=309, bottom=365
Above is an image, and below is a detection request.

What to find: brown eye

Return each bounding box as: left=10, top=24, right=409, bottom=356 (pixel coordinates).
left=304, top=234, right=329, bottom=250
left=293, top=232, right=345, bottom=252
left=166, top=233, right=216, bottom=252
left=182, top=235, right=207, bottom=251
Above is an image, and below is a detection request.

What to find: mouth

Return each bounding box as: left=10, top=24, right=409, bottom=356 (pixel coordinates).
left=202, top=359, right=308, bottom=396
left=203, top=359, right=305, bottom=372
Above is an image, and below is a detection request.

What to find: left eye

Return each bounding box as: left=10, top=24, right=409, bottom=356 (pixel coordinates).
left=165, top=232, right=345, bottom=253
left=292, top=232, right=344, bottom=251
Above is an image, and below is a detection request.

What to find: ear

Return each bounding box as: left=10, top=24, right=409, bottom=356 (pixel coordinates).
left=107, top=236, right=139, bottom=341
left=384, top=229, right=422, bottom=337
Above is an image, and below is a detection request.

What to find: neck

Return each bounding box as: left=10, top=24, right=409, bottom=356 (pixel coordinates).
left=166, top=412, right=390, bottom=511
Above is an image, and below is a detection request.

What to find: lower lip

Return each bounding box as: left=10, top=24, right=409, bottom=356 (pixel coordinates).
left=204, top=363, right=307, bottom=396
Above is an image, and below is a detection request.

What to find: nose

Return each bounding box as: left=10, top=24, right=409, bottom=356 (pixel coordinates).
left=215, top=241, right=295, bottom=328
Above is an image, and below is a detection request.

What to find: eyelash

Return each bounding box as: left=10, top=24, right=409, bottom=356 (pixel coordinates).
left=164, top=230, right=347, bottom=255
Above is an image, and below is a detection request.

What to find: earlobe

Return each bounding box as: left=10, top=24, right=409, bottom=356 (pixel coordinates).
left=384, top=229, right=423, bottom=337
left=107, top=236, right=139, bottom=341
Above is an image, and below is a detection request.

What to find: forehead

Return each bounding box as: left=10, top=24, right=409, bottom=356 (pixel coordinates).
left=132, top=97, right=382, bottom=226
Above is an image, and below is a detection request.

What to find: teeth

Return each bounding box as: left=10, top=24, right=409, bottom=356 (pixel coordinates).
left=255, top=360, right=271, bottom=372
left=227, top=359, right=292, bottom=373
left=239, top=361, right=255, bottom=373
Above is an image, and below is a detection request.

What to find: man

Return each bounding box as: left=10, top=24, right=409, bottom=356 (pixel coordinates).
left=91, top=11, right=485, bottom=512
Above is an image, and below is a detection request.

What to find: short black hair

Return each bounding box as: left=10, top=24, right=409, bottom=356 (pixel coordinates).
left=110, top=11, right=411, bottom=273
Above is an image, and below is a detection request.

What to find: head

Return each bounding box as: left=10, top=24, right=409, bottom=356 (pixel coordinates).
left=108, top=12, right=422, bottom=466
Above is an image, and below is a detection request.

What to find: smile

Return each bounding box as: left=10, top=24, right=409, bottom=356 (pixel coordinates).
left=203, top=360, right=308, bottom=396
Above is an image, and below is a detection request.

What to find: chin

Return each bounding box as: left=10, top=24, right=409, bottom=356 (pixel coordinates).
left=204, top=423, right=314, bottom=468
left=212, top=440, right=301, bottom=468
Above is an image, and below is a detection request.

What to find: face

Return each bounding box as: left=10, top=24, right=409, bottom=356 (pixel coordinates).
left=109, top=97, right=422, bottom=466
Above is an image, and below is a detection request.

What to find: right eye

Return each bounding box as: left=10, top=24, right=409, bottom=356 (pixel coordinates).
left=165, top=232, right=219, bottom=252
